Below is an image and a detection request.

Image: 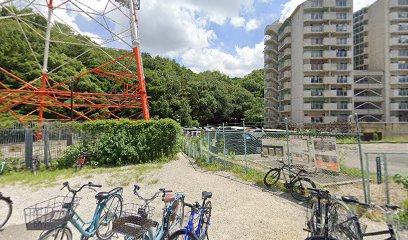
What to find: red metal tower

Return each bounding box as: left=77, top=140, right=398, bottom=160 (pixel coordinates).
left=0, top=0, right=150, bottom=135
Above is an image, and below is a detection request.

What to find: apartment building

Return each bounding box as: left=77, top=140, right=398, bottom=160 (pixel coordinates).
left=264, top=0, right=354, bottom=128
left=353, top=0, right=408, bottom=124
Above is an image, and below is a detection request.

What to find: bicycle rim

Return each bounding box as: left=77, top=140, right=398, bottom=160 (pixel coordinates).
left=169, top=197, right=185, bottom=234
left=169, top=229, right=199, bottom=240
left=39, top=227, right=72, bottom=240
left=264, top=168, right=280, bottom=187
left=291, top=178, right=316, bottom=201
left=0, top=198, right=12, bottom=229
left=96, top=194, right=123, bottom=239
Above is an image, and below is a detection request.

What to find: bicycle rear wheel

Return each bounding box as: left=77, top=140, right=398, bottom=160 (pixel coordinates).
left=263, top=168, right=281, bottom=187
left=0, top=197, right=12, bottom=229
left=96, top=194, right=123, bottom=240
left=169, top=229, right=199, bottom=240
left=196, top=201, right=212, bottom=239
left=290, top=178, right=316, bottom=201
left=328, top=201, right=359, bottom=240
left=168, top=197, right=185, bottom=234
left=39, top=227, right=72, bottom=240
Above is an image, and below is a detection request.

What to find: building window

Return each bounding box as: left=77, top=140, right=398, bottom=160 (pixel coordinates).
left=399, top=36, right=408, bottom=43
left=399, top=75, right=408, bottom=82
left=336, top=38, right=348, bottom=45
left=338, top=102, right=348, bottom=109
left=311, top=117, right=323, bottom=123
left=336, top=12, right=347, bottom=19
left=336, top=24, right=347, bottom=32
left=311, top=0, right=323, bottom=7
left=399, top=23, right=408, bottom=31
left=337, top=63, right=348, bottom=70
left=311, top=63, right=323, bottom=70
left=399, top=63, right=408, bottom=69
left=311, top=76, right=322, bottom=83
left=311, top=89, right=324, bottom=96
left=336, top=49, right=347, bottom=57
left=336, top=0, right=347, bottom=7
left=311, top=38, right=323, bottom=45
left=400, top=102, right=408, bottom=109
left=311, top=12, right=323, bottom=19
left=311, top=25, right=324, bottom=32
left=399, top=12, right=408, bottom=18
left=336, top=89, right=348, bottom=96
left=399, top=50, right=408, bottom=56
left=311, top=50, right=323, bottom=57
left=400, top=89, right=408, bottom=96
left=337, top=76, right=348, bottom=83
left=399, top=0, right=408, bottom=5
left=311, top=102, right=324, bottom=109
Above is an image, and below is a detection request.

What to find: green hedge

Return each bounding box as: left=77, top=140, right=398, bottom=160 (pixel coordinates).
left=57, top=119, right=180, bottom=168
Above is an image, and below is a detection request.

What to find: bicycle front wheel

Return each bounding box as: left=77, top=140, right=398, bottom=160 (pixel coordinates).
left=0, top=197, right=12, bottom=229
left=168, top=197, right=185, bottom=234
left=96, top=194, right=123, bottom=240
left=328, top=201, right=359, bottom=240
left=264, top=168, right=281, bottom=187
left=169, top=229, right=199, bottom=240
left=39, top=227, right=72, bottom=240
left=290, top=178, right=316, bottom=201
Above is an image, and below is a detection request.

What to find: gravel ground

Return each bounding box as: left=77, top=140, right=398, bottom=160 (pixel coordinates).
left=0, top=154, right=391, bottom=239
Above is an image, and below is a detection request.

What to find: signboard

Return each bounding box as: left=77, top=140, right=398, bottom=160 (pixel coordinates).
left=313, top=137, right=340, bottom=172
left=290, top=137, right=311, bottom=166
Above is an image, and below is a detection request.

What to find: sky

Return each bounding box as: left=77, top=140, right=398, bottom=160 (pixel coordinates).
left=10, top=0, right=378, bottom=78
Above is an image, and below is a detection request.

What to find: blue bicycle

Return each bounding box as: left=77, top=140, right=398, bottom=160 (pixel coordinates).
left=169, top=191, right=212, bottom=240
left=24, top=181, right=123, bottom=240
left=113, top=184, right=185, bottom=240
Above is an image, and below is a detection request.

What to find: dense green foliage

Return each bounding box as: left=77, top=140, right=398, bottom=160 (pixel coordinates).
left=0, top=7, right=264, bottom=127
left=57, top=119, right=180, bottom=168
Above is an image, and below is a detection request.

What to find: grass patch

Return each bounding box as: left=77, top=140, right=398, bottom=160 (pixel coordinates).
left=0, top=168, right=75, bottom=187
left=369, top=137, right=408, bottom=143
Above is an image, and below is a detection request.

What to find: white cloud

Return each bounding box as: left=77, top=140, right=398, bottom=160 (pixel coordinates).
left=181, top=41, right=264, bottom=77
left=245, top=18, right=261, bottom=31
left=230, top=17, right=246, bottom=27
left=280, top=0, right=379, bottom=22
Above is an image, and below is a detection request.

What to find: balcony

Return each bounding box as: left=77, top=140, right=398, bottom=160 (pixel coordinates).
left=265, top=73, right=278, bottom=81
left=390, top=0, right=408, bottom=9
left=280, top=105, right=291, bottom=112
left=279, top=26, right=291, bottom=39
left=303, top=0, right=351, bottom=9
left=304, top=26, right=325, bottom=34
left=391, top=89, right=408, bottom=97
left=278, top=60, right=291, bottom=71
left=325, top=90, right=353, bottom=97
left=265, top=25, right=278, bottom=35
left=390, top=37, right=408, bottom=46
left=354, top=96, right=384, bottom=102
left=390, top=76, right=408, bottom=84
left=264, top=55, right=277, bottom=64
left=304, top=116, right=339, bottom=124
left=356, top=109, right=384, bottom=115
left=390, top=50, right=408, bottom=59
left=282, top=94, right=291, bottom=101
left=279, top=70, right=291, bottom=81
left=304, top=77, right=340, bottom=85
left=354, top=83, right=383, bottom=89
left=304, top=63, right=352, bottom=72
left=391, top=103, right=408, bottom=111
left=390, top=63, right=408, bottom=72
left=264, top=45, right=278, bottom=54
left=390, top=24, right=408, bottom=34
left=390, top=12, right=408, bottom=22
left=280, top=82, right=292, bottom=90
left=278, top=37, right=291, bottom=51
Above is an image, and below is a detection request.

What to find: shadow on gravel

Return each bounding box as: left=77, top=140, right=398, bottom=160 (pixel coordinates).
left=183, top=153, right=309, bottom=208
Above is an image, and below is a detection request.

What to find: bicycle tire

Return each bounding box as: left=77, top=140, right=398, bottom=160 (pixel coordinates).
left=96, top=194, right=123, bottom=240
left=168, top=196, right=185, bottom=234
left=39, top=227, right=72, bottom=240
left=305, top=236, right=338, bottom=240
left=169, top=229, right=199, bottom=240
left=263, top=168, right=281, bottom=187
left=328, top=201, right=359, bottom=240
left=196, top=201, right=212, bottom=239
left=0, top=197, right=12, bottom=230
left=290, top=177, right=316, bottom=201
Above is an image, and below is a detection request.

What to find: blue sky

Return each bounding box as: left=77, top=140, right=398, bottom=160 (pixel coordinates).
left=11, top=0, right=377, bottom=77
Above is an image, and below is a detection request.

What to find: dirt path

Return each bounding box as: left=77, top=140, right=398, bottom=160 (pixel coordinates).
left=0, top=154, right=387, bottom=239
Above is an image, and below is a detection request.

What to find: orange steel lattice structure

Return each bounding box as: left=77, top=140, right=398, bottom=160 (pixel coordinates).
left=0, top=0, right=150, bottom=135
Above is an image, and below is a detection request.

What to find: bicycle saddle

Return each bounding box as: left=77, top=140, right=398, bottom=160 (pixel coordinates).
left=95, top=192, right=110, bottom=201
left=162, top=193, right=175, bottom=202
left=341, top=196, right=360, bottom=204
left=385, top=204, right=400, bottom=210
left=202, top=191, right=212, bottom=200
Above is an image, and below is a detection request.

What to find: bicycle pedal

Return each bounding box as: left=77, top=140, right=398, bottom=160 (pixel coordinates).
left=302, top=228, right=311, bottom=232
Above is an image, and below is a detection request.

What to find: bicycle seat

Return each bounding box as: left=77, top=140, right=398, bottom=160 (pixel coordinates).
left=341, top=196, right=360, bottom=204
left=95, top=192, right=110, bottom=201
left=202, top=191, right=212, bottom=200
left=162, top=193, right=176, bottom=202
left=385, top=204, right=400, bottom=210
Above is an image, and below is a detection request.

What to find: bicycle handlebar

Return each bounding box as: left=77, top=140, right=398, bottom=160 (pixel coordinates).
left=133, top=185, right=167, bottom=203
left=62, top=181, right=102, bottom=193
left=307, top=188, right=330, bottom=198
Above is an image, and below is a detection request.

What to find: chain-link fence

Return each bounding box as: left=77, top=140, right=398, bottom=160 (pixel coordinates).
left=0, top=123, right=81, bottom=170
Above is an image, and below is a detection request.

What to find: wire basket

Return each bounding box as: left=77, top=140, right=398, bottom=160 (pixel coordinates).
left=113, top=203, right=158, bottom=238
left=24, top=196, right=81, bottom=230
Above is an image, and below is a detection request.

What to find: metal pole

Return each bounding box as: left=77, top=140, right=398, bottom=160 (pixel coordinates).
left=383, top=153, right=390, bottom=205
left=43, top=126, right=50, bottom=169
left=365, top=153, right=371, bottom=204
left=222, top=123, right=226, bottom=167
left=207, top=126, right=210, bottom=163
left=285, top=117, right=292, bottom=176
left=70, top=79, right=74, bottom=121
left=355, top=113, right=368, bottom=204
left=243, top=121, right=248, bottom=173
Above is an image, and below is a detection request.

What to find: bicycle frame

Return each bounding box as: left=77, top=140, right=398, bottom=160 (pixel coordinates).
left=279, top=164, right=303, bottom=185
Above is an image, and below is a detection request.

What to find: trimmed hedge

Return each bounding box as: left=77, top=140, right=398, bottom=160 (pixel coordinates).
left=57, top=119, right=180, bottom=168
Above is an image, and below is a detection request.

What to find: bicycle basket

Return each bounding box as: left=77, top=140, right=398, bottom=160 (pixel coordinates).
left=113, top=203, right=158, bottom=238
left=24, top=196, right=81, bottom=230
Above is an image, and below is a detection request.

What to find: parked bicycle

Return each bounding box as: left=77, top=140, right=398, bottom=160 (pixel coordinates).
left=305, top=188, right=338, bottom=240
left=264, top=160, right=316, bottom=201
left=0, top=192, right=13, bottom=230
left=24, top=181, right=123, bottom=240
left=76, top=151, right=89, bottom=171
left=328, top=196, right=401, bottom=240
left=113, top=184, right=185, bottom=240
left=0, top=160, right=7, bottom=175
left=169, top=191, right=212, bottom=240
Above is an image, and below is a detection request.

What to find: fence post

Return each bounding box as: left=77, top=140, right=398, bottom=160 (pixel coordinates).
left=365, top=153, right=371, bottom=204
left=206, top=126, right=210, bottom=163
left=243, top=121, right=248, bottom=173
left=354, top=113, right=368, bottom=204
left=43, top=127, right=50, bottom=169
left=383, top=153, right=390, bottom=205
left=24, top=128, right=33, bottom=169
left=285, top=117, right=292, bottom=176
left=222, top=123, right=226, bottom=168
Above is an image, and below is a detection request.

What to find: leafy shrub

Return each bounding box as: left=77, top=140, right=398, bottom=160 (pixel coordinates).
left=57, top=119, right=180, bottom=168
